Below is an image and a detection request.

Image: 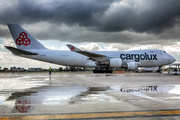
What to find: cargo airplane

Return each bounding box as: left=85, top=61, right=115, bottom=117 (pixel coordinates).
left=5, top=23, right=176, bottom=73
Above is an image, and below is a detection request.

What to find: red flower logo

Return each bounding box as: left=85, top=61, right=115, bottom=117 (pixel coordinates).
left=15, top=100, right=30, bottom=113
left=16, top=32, right=30, bottom=46
left=70, top=46, right=75, bottom=51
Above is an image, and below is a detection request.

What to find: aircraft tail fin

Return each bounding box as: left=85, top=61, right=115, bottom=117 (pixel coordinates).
left=7, top=23, right=46, bottom=50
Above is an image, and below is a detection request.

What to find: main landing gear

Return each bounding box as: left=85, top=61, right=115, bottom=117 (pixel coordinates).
left=157, top=66, right=162, bottom=73
left=93, top=69, right=113, bottom=73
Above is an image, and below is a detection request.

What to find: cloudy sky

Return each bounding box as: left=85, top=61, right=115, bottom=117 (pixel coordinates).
left=0, top=0, right=180, bottom=69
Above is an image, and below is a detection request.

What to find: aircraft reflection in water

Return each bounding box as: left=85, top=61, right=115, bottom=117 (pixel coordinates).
left=15, top=100, right=30, bottom=113
left=4, top=84, right=180, bottom=113
left=6, top=23, right=176, bottom=73
left=120, top=86, right=158, bottom=93
left=9, top=86, right=87, bottom=113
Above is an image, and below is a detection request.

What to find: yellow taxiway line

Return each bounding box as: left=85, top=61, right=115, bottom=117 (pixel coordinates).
left=1, top=109, right=180, bottom=120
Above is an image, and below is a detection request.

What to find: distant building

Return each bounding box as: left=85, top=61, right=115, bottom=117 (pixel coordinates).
left=52, top=68, right=58, bottom=71
left=28, top=68, right=42, bottom=72
left=3, top=68, right=9, bottom=72
left=144, top=67, right=158, bottom=72
left=10, top=67, right=25, bottom=72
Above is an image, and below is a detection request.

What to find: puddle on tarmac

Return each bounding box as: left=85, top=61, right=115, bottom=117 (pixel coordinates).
left=4, top=86, right=117, bottom=113
left=77, top=87, right=117, bottom=102
left=1, top=83, right=180, bottom=113
left=109, top=85, right=180, bottom=98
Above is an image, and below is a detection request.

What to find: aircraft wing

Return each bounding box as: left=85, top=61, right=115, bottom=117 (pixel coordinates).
left=5, top=46, right=38, bottom=55
left=66, top=44, right=109, bottom=61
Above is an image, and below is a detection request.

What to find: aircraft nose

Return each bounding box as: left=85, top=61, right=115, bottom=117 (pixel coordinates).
left=169, top=56, right=176, bottom=63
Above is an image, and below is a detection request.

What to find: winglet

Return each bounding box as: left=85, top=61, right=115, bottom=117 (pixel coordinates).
left=66, top=44, right=107, bottom=59
left=66, top=44, right=81, bottom=52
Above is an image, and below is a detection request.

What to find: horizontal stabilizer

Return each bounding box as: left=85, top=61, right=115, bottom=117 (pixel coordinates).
left=5, top=46, right=38, bottom=55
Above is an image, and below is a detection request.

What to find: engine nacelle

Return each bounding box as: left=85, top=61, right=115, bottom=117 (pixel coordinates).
left=98, top=58, right=122, bottom=67
left=126, top=62, right=139, bottom=70
left=109, top=58, right=122, bottom=67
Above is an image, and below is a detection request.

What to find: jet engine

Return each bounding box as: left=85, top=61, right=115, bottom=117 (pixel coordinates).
left=109, top=58, right=122, bottom=67
left=99, top=58, right=122, bottom=67
left=126, top=62, right=138, bottom=70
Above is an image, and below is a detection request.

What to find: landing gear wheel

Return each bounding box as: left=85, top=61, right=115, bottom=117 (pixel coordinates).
left=93, top=70, right=98, bottom=73
left=157, top=66, right=162, bottom=73
left=93, top=69, right=113, bottom=73
left=108, top=70, right=113, bottom=73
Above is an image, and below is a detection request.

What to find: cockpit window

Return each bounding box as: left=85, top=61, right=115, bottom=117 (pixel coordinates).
left=163, top=51, right=166, bottom=53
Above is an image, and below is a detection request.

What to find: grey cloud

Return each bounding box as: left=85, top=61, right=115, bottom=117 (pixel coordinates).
left=0, top=0, right=180, bottom=45
left=158, top=23, right=180, bottom=40
left=1, top=21, right=179, bottom=46
left=0, top=0, right=180, bottom=33
left=0, top=0, right=115, bottom=26
left=23, top=22, right=157, bottom=44
left=0, top=25, right=10, bottom=38
left=99, top=0, right=180, bottom=33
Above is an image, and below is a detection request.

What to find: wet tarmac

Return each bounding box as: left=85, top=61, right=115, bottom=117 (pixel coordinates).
left=0, top=72, right=180, bottom=119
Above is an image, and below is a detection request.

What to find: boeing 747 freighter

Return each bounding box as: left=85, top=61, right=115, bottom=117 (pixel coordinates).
left=5, top=24, right=176, bottom=73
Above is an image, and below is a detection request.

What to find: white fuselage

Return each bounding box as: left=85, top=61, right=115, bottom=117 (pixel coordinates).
left=7, top=23, right=176, bottom=69
left=17, top=49, right=175, bottom=67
